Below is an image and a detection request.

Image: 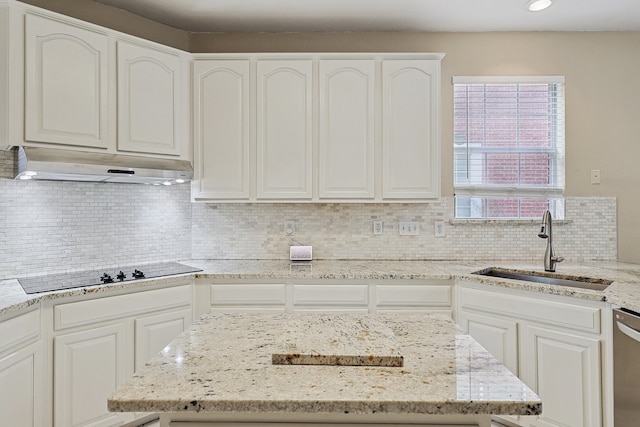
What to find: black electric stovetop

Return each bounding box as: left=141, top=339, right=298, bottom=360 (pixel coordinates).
left=17, top=262, right=202, bottom=294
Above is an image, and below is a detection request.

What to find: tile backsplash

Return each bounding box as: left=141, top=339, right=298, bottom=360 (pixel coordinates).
left=0, top=149, right=617, bottom=279
left=191, top=197, right=617, bottom=262
left=0, top=149, right=192, bottom=279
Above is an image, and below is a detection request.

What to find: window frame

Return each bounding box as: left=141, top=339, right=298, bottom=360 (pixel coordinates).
left=452, top=75, right=565, bottom=220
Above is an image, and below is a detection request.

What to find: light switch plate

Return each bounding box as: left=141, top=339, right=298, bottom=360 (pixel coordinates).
left=399, top=221, right=420, bottom=236
left=373, top=220, right=383, bottom=235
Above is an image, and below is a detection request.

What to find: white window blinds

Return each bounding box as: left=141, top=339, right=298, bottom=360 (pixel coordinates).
left=453, top=76, right=565, bottom=219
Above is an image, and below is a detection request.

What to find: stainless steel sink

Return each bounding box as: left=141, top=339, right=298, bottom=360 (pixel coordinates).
left=472, top=267, right=612, bottom=291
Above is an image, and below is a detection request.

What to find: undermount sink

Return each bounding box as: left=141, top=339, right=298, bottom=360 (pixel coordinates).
left=472, top=267, right=613, bottom=291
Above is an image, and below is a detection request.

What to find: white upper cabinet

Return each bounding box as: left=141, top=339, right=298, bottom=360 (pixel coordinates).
left=192, top=60, right=250, bottom=200
left=24, top=13, right=110, bottom=149
left=117, top=40, right=184, bottom=156
left=382, top=60, right=440, bottom=199
left=192, top=54, right=442, bottom=203
left=257, top=60, right=313, bottom=200
left=2, top=6, right=191, bottom=160
left=318, top=60, right=375, bottom=199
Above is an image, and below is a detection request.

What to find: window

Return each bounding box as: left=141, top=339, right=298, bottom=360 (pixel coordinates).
left=453, top=76, right=565, bottom=219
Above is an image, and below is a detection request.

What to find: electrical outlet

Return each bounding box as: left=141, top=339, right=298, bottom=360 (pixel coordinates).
left=399, top=221, right=420, bottom=236
left=434, top=220, right=446, bottom=237
left=373, top=220, right=383, bottom=235
left=284, top=220, right=296, bottom=236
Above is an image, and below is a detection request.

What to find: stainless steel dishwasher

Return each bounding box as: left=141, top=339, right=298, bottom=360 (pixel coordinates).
left=613, top=307, right=640, bottom=426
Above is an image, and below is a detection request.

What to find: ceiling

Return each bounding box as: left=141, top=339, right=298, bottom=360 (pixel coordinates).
left=93, top=0, right=640, bottom=33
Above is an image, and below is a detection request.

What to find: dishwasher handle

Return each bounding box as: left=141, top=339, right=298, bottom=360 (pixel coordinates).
left=617, top=320, right=640, bottom=343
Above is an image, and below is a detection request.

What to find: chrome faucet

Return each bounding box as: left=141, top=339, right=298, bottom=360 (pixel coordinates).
left=537, top=210, right=564, bottom=272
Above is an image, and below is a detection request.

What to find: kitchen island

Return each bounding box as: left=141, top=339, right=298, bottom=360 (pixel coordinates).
left=108, top=312, right=541, bottom=427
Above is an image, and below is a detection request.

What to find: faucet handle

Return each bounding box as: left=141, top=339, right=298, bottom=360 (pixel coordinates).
left=552, top=256, right=565, bottom=263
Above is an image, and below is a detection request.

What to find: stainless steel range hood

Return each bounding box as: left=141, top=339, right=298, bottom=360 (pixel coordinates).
left=15, top=146, right=193, bottom=184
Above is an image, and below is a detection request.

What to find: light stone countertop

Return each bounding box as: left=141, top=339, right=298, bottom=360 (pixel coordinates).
left=0, top=273, right=197, bottom=317
left=2, top=259, right=640, bottom=317
left=272, top=315, right=404, bottom=367
left=107, top=312, right=542, bottom=416
left=183, top=259, right=640, bottom=310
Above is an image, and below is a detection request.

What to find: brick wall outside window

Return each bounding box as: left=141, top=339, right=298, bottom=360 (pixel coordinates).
left=454, top=78, right=564, bottom=219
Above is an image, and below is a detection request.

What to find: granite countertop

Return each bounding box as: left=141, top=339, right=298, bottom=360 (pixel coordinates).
left=2, top=259, right=640, bottom=317
left=0, top=273, right=197, bottom=317
left=184, top=259, right=640, bottom=310
left=108, top=312, right=542, bottom=416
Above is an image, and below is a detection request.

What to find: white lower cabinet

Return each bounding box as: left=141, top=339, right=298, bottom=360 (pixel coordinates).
left=519, top=324, right=601, bottom=427
left=375, top=282, right=452, bottom=315
left=199, top=279, right=453, bottom=317
left=0, top=308, right=46, bottom=427
left=456, top=310, right=518, bottom=374
left=54, top=322, right=133, bottom=427
left=292, top=284, right=369, bottom=313
left=209, top=283, right=287, bottom=313
left=456, top=309, right=520, bottom=426
left=134, top=308, right=192, bottom=372
left=456, top=281, right=607, bottom=427
left=50, top=283, right=193, bottom=427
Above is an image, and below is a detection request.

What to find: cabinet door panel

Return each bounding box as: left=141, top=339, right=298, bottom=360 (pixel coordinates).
left=211, top=284, right=287, bottom=310
left=117, top=41, right=182, bottom=156
left=292, top=284, right=368, bottom=311
left=520, top=324, right=601, bottom=427
left=457, top=310, right=518, bottom=375
left=257, top=60, right=313, bottom=199
left=318, top=60, right=375, bottom=199
left=376, top=284, right=451, bottom=310
left=382, top=60, right=440, bottom=199
left=0, top=341, right=45, bottom=427
left=25, top=14, right=109, bottom=148
left=54, top=323, right=133, bottom=427
left=193, top=60, right=250, bottom=199
left=135, top=308, right=192, bottom=371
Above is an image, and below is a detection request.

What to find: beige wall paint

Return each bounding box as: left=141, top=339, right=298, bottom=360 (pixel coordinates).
left=191, top=31, right=640, bottom=263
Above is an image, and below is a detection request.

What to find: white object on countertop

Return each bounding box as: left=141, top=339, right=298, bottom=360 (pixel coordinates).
left=290, top=245, right=312, bottom=261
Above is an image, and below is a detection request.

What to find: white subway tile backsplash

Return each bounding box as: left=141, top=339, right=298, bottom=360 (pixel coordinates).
left=0, top=177, right=192, bottom=279
left=0, top=143, right=617, bottom=280
left=191, top=197, right=617, bottom=262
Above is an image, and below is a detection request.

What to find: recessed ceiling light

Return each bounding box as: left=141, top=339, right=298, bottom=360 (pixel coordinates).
left=526, top=0, right=553, bottom=12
